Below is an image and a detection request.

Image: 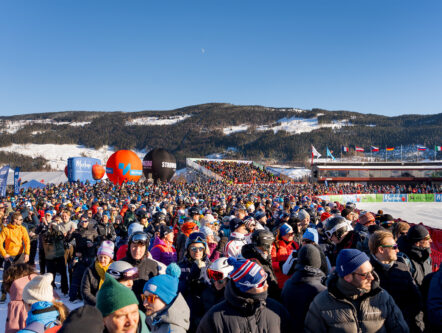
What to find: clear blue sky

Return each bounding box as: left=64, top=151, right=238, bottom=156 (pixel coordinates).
left=1, top=0, right=441, bottom=117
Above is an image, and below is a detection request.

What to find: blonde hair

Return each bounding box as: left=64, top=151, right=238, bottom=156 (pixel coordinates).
left=53, top=301, right=70, bottom=323
left=369, top=230, right=394, bottom=254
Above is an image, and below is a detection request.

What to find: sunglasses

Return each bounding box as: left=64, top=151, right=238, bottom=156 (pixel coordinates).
left=207, top=269, right=224, bottom=281
left=352, top=270, right=374, bottom=280
left=141, top=293, right=158, bottom=304
left=190, top=246, right=205, bottom=253
left=380, top=244, right=398, bottom=250
left=108, top=267, right=139, bottom=280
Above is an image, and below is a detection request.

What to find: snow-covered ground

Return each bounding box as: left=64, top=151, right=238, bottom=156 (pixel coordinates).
left=356, top=202, right=442, bottom=229
left=256, top=117, right=351, bottom=134
left=126, top=115, right=191, bottom=126
left=223, top=125, right=249, bottom=135
left=266, top=166, right=311, bottom=180
left=0, top=120, right=91, bottom=134
left=0, top=144, right=146, bottom=170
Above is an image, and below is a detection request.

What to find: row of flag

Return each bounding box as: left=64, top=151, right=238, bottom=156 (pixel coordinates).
left=311, top=145, right=442, bottom=163
left=340, top=145, right=442, bottom=153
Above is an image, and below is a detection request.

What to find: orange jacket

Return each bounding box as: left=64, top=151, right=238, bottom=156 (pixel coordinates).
left=0, top=224, right=31, bottom=257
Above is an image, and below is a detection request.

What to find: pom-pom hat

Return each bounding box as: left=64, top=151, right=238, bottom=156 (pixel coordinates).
left=143, top=263, right=181, bottom=305
left=98, top=240, right=114, bottom=258
left=227, top=257, right=267, bottom=292
left=22, top=273, right=54, bottom=305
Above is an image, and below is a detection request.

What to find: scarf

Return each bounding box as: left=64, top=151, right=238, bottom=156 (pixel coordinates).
left=95, top=260, right=112, bottom=289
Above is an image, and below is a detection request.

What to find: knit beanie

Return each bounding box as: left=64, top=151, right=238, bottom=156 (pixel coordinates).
left=297, top=209, right=309, bottom=221
left=227, top=257, right=267, bottom=292
left=143, top=263, right=181, bottom=305
left=321, top=212, right=332, bottom=222
left=128, top=222, right=144, bottom=237
left=200, top=226, right=213, bottom=237
left=181, top=221, right=197, bottom=236
left=407, top=224, right=429, bottom=243
left=59, top=305, right=104, bottom=333
left=298, top=244, right=321, bottom=269
left=340, top=208, right=352, bottom=219
left=336, top=249, right=370, bottom=277
left=96, top=274, right=138, bottom=317
left=279, top=223, right=293, bottom=237
left=98, top=240, right=114, bottom=258
left=302, top=228, right=319, bottom=244
left=22, top=273, right=54, bottom=305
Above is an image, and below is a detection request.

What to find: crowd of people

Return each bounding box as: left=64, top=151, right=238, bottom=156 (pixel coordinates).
left=196, top=160, right=281, bottom=183
left=0, top=179, right=440, bottom=333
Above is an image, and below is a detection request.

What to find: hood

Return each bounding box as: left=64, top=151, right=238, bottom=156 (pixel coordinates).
left=224, top=280, right=267, bottom=316
left=326, top=271, right=382, bottom=302
left=26, top=301, right=60, bottom=327
left=150, top=293, right=190, bottom=331
left=152, top=236, right=162, bottom=247
left=291, top=264, right=325, bottom=283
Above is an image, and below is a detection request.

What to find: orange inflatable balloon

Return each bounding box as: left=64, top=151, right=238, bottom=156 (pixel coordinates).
left=92, top=164, right=105, bottom=180
left=106, top=150, right=142, bottom=185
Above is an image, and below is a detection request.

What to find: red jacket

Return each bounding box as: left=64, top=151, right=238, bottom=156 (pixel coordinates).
left=271, top=239, right=299, bottom=289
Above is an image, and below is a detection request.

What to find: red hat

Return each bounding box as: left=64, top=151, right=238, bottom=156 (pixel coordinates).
left=321, top=212, right=332, bottom=222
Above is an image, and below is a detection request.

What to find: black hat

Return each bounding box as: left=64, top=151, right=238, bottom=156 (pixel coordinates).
left=160, top=225, right=173, bottom=239
left=229, top=218, right=245, bottom=232
left=340, top=208, right=352, bottom=219
left=380, top=214, right=394, bottom=222
left=298, top=244, right=321, bottom=269
left=59, top=305, right=104, bottom=333
left=407, top=224, right=429, bottom=243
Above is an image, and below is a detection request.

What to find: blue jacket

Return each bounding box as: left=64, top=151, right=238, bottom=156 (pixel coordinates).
left=427, top=268, right=442, bottom=331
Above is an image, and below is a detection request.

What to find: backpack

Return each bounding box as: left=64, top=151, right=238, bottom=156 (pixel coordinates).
left=397, top=252, right=416, bottom=276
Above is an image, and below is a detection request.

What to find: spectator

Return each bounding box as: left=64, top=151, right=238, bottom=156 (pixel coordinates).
left=224, top=218, right=248, bottom=258
left=143, top=263, right=190, bottom=332
left=150, top=225, right=177, bottom=266
left=305, top=249, right=409, bottom=332
left=197, top=257, right=293, bottom=333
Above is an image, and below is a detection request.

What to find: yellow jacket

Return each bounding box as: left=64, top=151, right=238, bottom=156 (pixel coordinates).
left=0, top=223, right=30, bottom=257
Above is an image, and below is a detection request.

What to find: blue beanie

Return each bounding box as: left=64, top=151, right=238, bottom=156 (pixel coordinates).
left=336, top=249, right=370, bottom=277
left=302, top=228, right=319, bottom=244
left=279, top=223, right=293, bottom=237
left=143, top=263, right=181, bottom=305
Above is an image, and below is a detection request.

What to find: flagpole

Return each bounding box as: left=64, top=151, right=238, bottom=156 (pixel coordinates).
left=401, top=145, right=403, bottom=162
left=435, top=146, right=436, bottom=161
left=385, top=146, right=387, bottom=162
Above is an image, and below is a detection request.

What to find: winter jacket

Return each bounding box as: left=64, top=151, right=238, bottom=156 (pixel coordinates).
left=146, top=293, right=190, bottom=333
left=0, top=223, right=31, bottom=257
left=329, top=230, right=364, bottom=266
left=18, top=301, right=61, bottom=333
left=5, top=274, right=37, bottom=333
left=370, top=255, right=424, bottom=332
left=196, top=280, right=293, bottom=333
left=224, top=232, right=247, bottom=258
left=70, top=224, right=99, bottom=259
left=271, top=239, right=298, bottom=289
left=241, top=244, right=280, bottom=299
left=427, top=268, right=442, bottom=331
left=121, top=252, right=160, bottom=311
left=42, top=227, right=65, bottom=260
left=207, top=242, right=221, bottom=262
left=58, top=221, right=77, bottom=236
left=305, top=272, right=409, bottom=333
left=178, top=256, right=211, bottom=332
left=80, top=262, right=102, bottom=306
left=150, top=237, right=177, bottom=266
left=281, top=265, right=326, bottom=333
left=175, top=232, right=188, bottom=262
left=96, top=221, right=116, bottom=243
left=397, top=236, right=432, bottom=287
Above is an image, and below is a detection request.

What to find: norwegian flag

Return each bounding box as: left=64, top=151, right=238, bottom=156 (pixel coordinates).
left=342, top=146, right=349, bottom=153
left=355, top=146, right=364, bottom=152
left=371, top=146, right=379, bottom=152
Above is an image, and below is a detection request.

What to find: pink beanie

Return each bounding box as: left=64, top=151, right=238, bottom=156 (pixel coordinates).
left=98, top=240, right=114, bottom=258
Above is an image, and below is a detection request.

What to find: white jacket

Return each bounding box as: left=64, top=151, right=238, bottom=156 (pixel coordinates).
left=224, top=232, right=248, bottom=258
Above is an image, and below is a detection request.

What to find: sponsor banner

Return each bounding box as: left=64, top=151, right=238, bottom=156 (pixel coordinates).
left=359, top=194, right=378, bottom=202
left=14, top=167, right=20, bottom=195
left=0, top=166, right=9, bottom=197
left=383, top=194, right=408, bottom=202
left=409, top=193, right=435, bottom=202
left=436, top=194, right=442, bottom=202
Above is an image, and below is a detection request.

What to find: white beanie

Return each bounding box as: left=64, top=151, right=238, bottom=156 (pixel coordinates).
left=22, top=273, right=54, bottom=305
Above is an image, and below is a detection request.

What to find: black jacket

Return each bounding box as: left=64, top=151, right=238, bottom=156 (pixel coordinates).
left=96, top=221, right=117, bottom=244
left=197, top=280, right=293, bottom=333
left=370, top=255, right=424, bottom=332
left=281, top=264, right=326, bottom=333
left=398, top=235, right=433, bottom=287
left=241, top=243, right=280, bottom=300
left=70, top=223, right=99, bottom=259
left=80, top=262, right=101, bottom=306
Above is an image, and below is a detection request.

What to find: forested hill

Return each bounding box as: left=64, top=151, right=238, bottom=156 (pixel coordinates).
left=1, top=103, right=441, bottom=170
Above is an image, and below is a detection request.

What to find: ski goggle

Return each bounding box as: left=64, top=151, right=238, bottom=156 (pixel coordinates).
left=207, top=269, right=225, bottom=281
left=130, top=232, right=149, bottom=245
left=187, top=232, right=206, bottom=244
left=107, top=267, right=139, bottom=280
left=325, top=222, right=351, bottom=239
left=141, top=293, right=158, bottom=304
